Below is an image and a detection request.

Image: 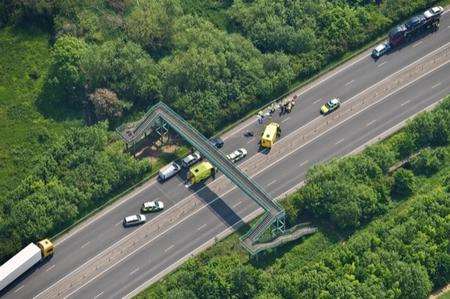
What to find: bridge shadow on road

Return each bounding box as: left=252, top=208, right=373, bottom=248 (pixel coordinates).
left=188, top=179, right=243, bottom=229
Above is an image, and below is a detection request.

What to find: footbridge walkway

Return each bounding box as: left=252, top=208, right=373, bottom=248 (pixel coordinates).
left=117, top=102, right=286, bottom=252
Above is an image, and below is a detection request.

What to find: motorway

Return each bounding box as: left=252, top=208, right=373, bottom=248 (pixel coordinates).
left=2, top=10, right=450, bottom=299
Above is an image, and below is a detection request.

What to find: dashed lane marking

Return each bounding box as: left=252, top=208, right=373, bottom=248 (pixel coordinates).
left=335, top=138, right=345, bottom=145
left=432, top=82, right=442, bottom=89
left=14, top=285, right=24, bottom=293
left=366, top=119, right=377, bottom=127
left=413, top=41, right=423, bottom=48
left=312, top=99, right=322, bottom=104
left=94, top=291, right=104, bottom=299
left=401, top=100, right=410, bottom=106
left=164, top=245, right=175, bottom=252
left=298, top=160, right=309, bottom=167
left=232, top=201, right=242, bottom=208
left=377, top=61, right=387, bottom=68
left=46, top=264, right=56, bottom=272
left=129, top=267, right=140, bottom=276
left=197, top=224, right=207, bottom=231
left=81, top=241, right=90, bottom=249
left=281, top=117, right=290, bottom=123
left=267, top=180, right=277, bottom=186
left=345, top=79, right=354, bottom=86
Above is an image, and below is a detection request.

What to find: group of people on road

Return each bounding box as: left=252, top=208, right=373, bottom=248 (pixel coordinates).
left=256, top=95, right=297, bottom=124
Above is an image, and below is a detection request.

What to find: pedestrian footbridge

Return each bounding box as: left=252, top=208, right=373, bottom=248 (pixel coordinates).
left=117, top=102, right=288, bottom=253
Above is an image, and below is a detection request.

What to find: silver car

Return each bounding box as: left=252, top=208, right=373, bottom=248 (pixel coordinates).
left=123, top=214, right=146, bottom=227
left=372, top=42, right=390, bottom=58
left=182, top=151, right=202, bottom=168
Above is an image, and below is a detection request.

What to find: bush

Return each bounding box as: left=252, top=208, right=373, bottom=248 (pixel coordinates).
left=392, top=168, right=416, bottom=197
left=410, top=147, right=447, bottom=176
left=0, top=123, right=149, bottom=263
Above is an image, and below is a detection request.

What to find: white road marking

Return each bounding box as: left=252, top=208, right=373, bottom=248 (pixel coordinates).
left=94, top=291, right=104, bottom=299
left=335, top=138, right=345, bottom=145
left=197, top=224, right=207, bottom=230
left=81, top=241, right=90, bottom=249
left=366, top=119, right=377, bottom=127
left=267, top=180, right=277, bottom=186
left=129, top=267, right=140, bottom=276
left=432, top=82, right=442, bottom=89
left=232, top=201, right=242, bottom=208
left=377, top=61, right=387, bottom=68
left=40, top=40, right=450, bottom=299
left=401, top=100, right=410, bottom=106
left=164, top=245, right=175, bottom=252
left=46, top=264, right=56, bottom=272
left=413, top=41, right=423, bottom=48
left=14, top=285, right=24, bottom=293
left=312, top=99, right=322, bottom=104
left=298, top=160, right=309, bottom=167
left=345, top=79, right=354, bottom=86
left=115, top=220, right=122, bottom=226
left=281, top=117, right=290, bottom=123
left=246, top=139, right=254, bottom=144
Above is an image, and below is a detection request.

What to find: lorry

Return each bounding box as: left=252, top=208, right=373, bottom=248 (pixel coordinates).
left=188, top=161, right=215, bottom=185
left=388, top=6, right=442, bottom=48
left=0, top=239, right=54, bottom=292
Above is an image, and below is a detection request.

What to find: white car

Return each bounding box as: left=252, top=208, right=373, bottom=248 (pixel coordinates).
left=182, top=151, right=202, bottom=168
left=424, top=6, right=443, bottom=19
left=227, top=148, right=247, bottom=163
left=371, top=42, right=390, bottom=58
left=123, top=214, right=146, bottom=227
left=141, top=201, right=164, bottom=213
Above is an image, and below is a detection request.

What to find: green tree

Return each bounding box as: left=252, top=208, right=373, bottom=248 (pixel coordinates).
left=410, top=147, right=443, bottom=176
left=230, top=265, right=264, bottom=298
left=392, top=169, right=416, bottom=197
left=82, top=40, right=161, bottom=105
left=125, top=0, right=182, bottom=55
left=47, top=36, right=88, bottom=105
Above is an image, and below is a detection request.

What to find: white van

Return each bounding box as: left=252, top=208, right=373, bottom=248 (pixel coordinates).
left=158, top=162, right=181, bottom=182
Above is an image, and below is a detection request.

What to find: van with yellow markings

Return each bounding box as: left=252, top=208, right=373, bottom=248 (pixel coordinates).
left=260, top=122, right=281, bottom=149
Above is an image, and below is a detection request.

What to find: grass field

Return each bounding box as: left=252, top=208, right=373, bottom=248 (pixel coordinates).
left=0, top=25, right=81, bottom=199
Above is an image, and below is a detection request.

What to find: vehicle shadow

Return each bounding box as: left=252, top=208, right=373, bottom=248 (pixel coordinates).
left=188, top=180, right=243, bottom=229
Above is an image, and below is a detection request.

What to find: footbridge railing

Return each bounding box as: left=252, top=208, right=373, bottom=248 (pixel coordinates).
left=117, top=101, right=286, bottom=252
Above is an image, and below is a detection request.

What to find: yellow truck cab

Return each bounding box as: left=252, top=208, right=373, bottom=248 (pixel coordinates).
left=260, top=122, right=281, bottom=149
left=188, top=161, right=215, bottom=184
left=37, top=239, right=54, bottom=258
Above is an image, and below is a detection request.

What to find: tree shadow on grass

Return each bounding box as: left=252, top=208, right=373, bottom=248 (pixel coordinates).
left=35, top=80, right=85, bottom=123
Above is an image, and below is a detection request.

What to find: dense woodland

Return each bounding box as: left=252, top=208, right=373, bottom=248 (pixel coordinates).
left=141, top=97, right=450, bottom=299
left=0, top=0, right=445, bottom=271
left=0, top=0, right=441, bottom=133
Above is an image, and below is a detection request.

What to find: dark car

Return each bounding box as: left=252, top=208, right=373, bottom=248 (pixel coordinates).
left=210, top=137, right=224, bottom=149
left=405, top=15, right=426, bottom=31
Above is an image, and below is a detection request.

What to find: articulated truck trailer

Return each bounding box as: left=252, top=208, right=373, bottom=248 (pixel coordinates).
left=0, top=239, right=54, bottom=292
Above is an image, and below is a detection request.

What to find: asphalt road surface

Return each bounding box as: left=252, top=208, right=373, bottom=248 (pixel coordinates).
left=2, top=10, right=450, bottom=299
